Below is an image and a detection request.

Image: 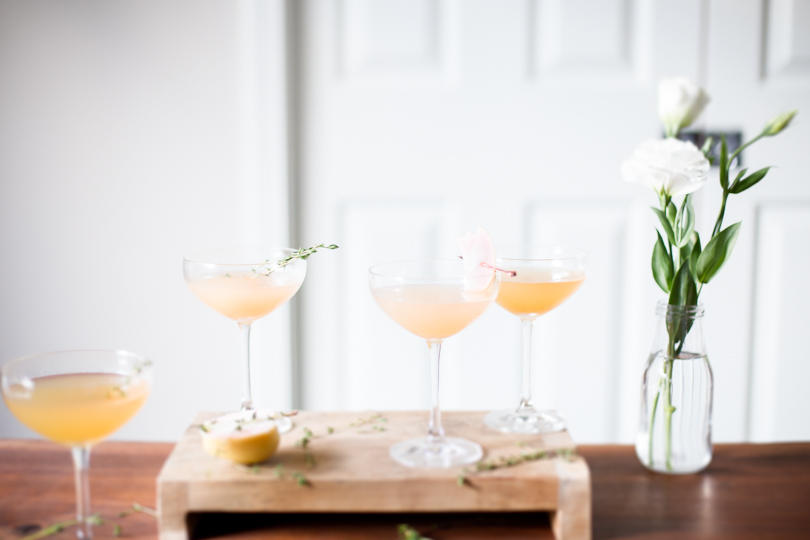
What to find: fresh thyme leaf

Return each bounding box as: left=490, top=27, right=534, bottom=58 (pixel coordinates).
left=397, top=524, right=433, bottom=540
left=327, top=426, right=334, bottom=434
left=118, top=502, right=158, bottom=519
left=113, top=524, right=122, bottom=537
left=456, top=473, right=467, bottom=487
left=292, top=471, right=308, bottom=486
left=273, top=464, right=285, bottom=478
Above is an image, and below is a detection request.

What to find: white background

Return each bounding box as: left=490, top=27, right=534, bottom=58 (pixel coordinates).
left=1, top=0, right=809, bottom=444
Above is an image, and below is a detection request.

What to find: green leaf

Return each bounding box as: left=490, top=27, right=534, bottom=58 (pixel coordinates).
left=728, top=168, right=748, bottom=192
left=696, top=222, right=742, bottom=284
left=668, top=261, right=697, bottom=307
left=652, top=231, right=673, bottom=294
left=666, top=200, right=677, bottom=223
left=728, top=167, right=770, bottom=194
left=688, top=232, right=701, bottom=283
left=674, top=195, right=695, bottom=248
left=651, top=207, right=676, bottom=245
left=719, top=135, right=729, bottom=190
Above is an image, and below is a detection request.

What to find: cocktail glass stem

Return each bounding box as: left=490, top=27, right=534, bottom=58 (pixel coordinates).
left=517, top=318, right=536, bottom=412
left=239, top=322, right=253, bottom=410
left=427, top=339, right=445, bottom=443
left=71, top=446, right=92, bottom=539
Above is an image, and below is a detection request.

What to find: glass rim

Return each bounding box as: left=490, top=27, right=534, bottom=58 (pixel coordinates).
left=2, top=349, right=152, bottom=376
left=368, top=258, right=469, bottom=278
left=183, top=247, right=299, bottom=266
left=495, top=245, right=589, bottom=262
left=655, top=301, right=705, bottom=316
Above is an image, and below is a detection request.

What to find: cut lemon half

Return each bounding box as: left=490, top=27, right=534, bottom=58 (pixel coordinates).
left=200, top=410, right=280, bottom=465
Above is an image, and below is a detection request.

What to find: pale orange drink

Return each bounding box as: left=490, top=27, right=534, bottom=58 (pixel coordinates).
left=497, top=269, right=585, bottom=319
left=187, top=275, right=303, bottom=323
left=372, top=284, right=495, bottom=339
left=3, top=373, right=150, bottom=445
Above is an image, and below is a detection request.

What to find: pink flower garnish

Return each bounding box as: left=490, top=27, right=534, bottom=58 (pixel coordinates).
left=457, top=226, right=497, bottom=291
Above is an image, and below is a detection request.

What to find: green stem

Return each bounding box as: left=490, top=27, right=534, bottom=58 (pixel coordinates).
left=729, top=133, right=764, bottom=164
left=712, top=190, right=729, bottom=238
left=663, top=358, right=675, bottom=472
left=648, top=377, right=663, bottom=466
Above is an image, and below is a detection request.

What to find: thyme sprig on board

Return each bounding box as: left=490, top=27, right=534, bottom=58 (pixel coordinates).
left=456, top=445, right=578, bottom=487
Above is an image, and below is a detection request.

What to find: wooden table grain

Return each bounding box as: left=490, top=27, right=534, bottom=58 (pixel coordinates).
left=1, top=440, right=808, bottom=540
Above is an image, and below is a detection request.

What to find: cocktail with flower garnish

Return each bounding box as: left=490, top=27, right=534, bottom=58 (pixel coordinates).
left=2, top=350, right=152, bottom=539
left=369, top=228, right=499, bottom=468
left=184, top=245, right=336, bottom=433
left=484, top=246, right=588, bottom=434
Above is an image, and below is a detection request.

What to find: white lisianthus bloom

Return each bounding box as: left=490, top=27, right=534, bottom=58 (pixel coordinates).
left=621, top=138, right=710, bottom=197
left=658, top=77, right=710, bottom=136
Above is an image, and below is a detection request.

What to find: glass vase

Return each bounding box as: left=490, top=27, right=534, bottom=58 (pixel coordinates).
left=636, top=302, right=713, bottom=474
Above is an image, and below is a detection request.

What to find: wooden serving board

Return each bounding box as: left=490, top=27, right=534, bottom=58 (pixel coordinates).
left=157, top=411, right=591, bottom=540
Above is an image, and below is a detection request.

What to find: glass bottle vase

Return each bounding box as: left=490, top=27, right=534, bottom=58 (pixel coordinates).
left=636, top=302, right=713, bottom=474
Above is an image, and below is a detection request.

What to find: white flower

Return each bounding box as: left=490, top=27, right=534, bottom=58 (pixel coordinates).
left=658, top=77, right=710, bottom=136
left=621, top=138, right=710, bottom=197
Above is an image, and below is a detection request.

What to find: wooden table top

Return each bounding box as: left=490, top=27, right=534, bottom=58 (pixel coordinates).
left=1, top=439, right=808, bottom=540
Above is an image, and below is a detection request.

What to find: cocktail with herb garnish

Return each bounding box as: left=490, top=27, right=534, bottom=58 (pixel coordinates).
left=1, top=350, right=153, bottom=539
left=484, top=246, right=588, bottom=434
left=184, top=245, right=336, bottom=433
left=369, top=228, right=499, bottom=468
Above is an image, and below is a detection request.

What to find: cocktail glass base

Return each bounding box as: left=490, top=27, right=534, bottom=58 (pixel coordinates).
left=390, top=436, right=483, bottom=468
left=484, top=408, right=566, bottom=434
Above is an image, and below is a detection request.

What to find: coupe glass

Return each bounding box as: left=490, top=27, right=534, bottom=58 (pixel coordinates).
left=369, top=259, right=499, bottom=468
left=484, top=246, right=587, bottom=434
left=1, top=350, right=152, bottom=539
left=184, top=248, right=306, bottom=434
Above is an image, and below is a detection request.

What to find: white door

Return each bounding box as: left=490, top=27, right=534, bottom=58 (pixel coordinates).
left=293, top=0, right=723, bottom=443
left=700, top=0, right=810, bottom=442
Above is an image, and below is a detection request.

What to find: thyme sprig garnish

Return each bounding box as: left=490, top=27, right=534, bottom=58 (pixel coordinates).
left=253, top=244, right=339, bottom=276
left=456, top=446, right=578, bottom=487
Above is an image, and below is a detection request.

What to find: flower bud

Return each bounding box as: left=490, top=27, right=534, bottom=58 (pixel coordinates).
left=658, top=77, right=710, bottom=137
left=762, top=110, right=798, bottom=136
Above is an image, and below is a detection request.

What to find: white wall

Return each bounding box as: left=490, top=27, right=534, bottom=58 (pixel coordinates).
left=0, top=0, right=292, bottom=441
